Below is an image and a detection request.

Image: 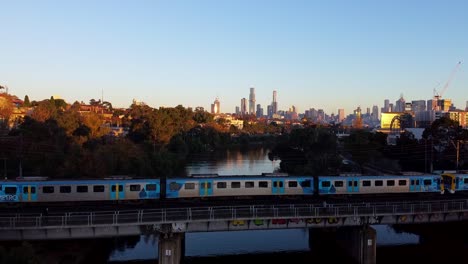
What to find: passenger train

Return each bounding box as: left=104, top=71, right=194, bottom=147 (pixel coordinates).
left=1, top=172, right=468, bottom=204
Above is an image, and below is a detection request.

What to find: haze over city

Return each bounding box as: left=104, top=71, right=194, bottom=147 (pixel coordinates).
left=1, top=0, right=467, bottom=115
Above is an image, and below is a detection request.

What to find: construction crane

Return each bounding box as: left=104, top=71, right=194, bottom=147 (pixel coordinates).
left=433, top=61, right=462, bottom=101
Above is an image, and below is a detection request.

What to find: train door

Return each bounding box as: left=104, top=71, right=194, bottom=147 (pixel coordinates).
left=199, top=180, right=213, bottom=197
left=441, top=173, right=456, bottom=194
left=272, top=179, right=285, bottom=194
left=409, top=178, right=421, bottom=192
left=110, top=183, right=125, bottom=200
left=21, top=184, right=37, bottom=202
left=0, top=184, right=20, bottom=202
left=346, top=178, right=359, bottom=193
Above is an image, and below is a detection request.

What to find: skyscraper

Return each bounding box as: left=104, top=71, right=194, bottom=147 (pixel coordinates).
left=338, top=109, right=345, bottom=122
left=271, top=90, right=278, bottom=115
left=249, top=87, right=256, bottom=115
left=371, top=105, right=379, bottom=122
left=210, top=97, right=220, bottom=114
left=241, top=98, right=247, bottom=115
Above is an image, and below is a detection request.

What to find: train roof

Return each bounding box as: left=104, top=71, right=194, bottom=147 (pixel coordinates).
left=0, top=178, right=160, bottom=185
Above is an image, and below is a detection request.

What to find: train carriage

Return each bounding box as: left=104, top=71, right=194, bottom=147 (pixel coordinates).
left=0, top=178, right=161, bottom=203
left=166, top=175, right=314, bottom=199
left=318, top=175, right=441, bottom=195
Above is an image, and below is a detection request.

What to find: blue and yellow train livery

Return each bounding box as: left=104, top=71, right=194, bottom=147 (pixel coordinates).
left=318, top=175, right=441, bottom=195
left=166, top=175, right=314, bottom=199
left=0, top=178, right=160, bottom=203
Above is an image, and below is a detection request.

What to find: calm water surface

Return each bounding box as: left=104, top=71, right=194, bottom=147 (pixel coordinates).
left=109, top=147, right=428, bottom=263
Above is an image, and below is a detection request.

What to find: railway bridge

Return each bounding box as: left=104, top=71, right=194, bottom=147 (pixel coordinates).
left=1, top=198, right=468, bottom=264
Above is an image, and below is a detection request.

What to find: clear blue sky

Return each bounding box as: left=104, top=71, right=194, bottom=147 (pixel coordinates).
left=1, top=0, right=467, bottom=115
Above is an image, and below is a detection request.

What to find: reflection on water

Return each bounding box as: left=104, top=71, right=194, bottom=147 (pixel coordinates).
left=109, top=225, right=420, bottom=262
left=185, top=147, right=279, bottom=176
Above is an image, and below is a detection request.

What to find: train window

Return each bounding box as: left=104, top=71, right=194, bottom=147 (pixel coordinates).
left=288, top=181, right=298, bottom=188
left=4, top=187, right=17, bottom=195
left=231, top=182, right=241, bottom=188
left=168, top=182, right=181, bottom=191
left=93, top=185, right=105, bottom=192
left=0, top=185, right=2, bottom=191
left=130, top=185, right=141, bottom=192
left=387, top=180, right=395, bottom=186
left=348, top=181, right=353, bottom=187
left=398, top=180, right=407, bottom=186
left=334, top=181, right=344, bottom=187
left=362, top=181, right=371, bottom=187
left=146, top=184, right=157, bottom=191
left=322, top=181, right=331, bottom=188
left=273, top=181, right=284, bottom=188
left=43, top=186, right=55, bottom=193
left=301, top=180, right=311, bottom=188
left=259, top=181, right=268, bottom=188
left=200, top=182, right=211, bottom=189
left=217, top=182, right=227, bottom=189
left=23, top=186, right=37, bottom=194
left=185, top=183, right=195, bottom=190
left=423, top=179, right=432, bottom=185
left=77, top=186, right=88, bottom=193
left=410, top=180, right=415, bottom=185
left=60, top=186, right=71, bottom=193
left=245, top=181, right=255, bottom=188
left=415, top=180, right=420, bottom=185
left=464, top=178, right=468, bottom=184
left=375, top=180, right=383, bottom=187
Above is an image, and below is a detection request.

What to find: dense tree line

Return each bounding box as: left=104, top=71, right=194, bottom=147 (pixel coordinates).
left=1, top=98, right=282, bottom=179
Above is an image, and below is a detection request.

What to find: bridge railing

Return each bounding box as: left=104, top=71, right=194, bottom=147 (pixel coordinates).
left=1, top=199, right=467, bottom=230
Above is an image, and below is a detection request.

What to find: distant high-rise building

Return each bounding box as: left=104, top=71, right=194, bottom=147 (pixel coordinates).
left=235, top=106, right=240, bottom=115
left=267, top=105, right=273, bottom=118
left=211, top=97, right=220, bottom=114
left=249, top=87, right=256, bottom=115
left=411, top=100, right=426, bottom=112
left=389, top=103, right=394, bottom=112
left=271, top=90, right=278, bottom=115
left=338, top=109, right=345, bottom=122
left=256, top=104, right=263, bottom=118
left=395, top=94, right=405, bottom=112
left=383, top=99, right=390, bottom=113
left=241, top=98, right=247, bottom=115
left=371, top=105, right=379, bottom=121
left=466, top=101, right=468, bottom=111
left=366, top=107, right=370, bottom=116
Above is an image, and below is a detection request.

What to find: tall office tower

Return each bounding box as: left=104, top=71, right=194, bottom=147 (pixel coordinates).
left=249, top=87, right=256, bottom=115
left=241, top=98, right=247, bottom=115
left=372, top=105, right=379, bottom=121
left=256, top=104, right=263, bottom=118
left=235, top=106, right=240, bottom=115
left=389, top=103, right=394, bottom=112
left=395, top=95, right=405, bottom=112
left=211, top=97, right=220, bottom=114
left=338, top=109, right=345, bottom=122
left=427, top=99, right=436, bottom=111
left=366, top=107, right=371, bottom=116
left=267, top=105, right=273, bottom=118
left=271, top=90, right=278, bottom=114
left=466, top=101, right=468, bottom=111
left=411, top=100, right=426, bottom=112
left=383, top=99, right=390, bottom=112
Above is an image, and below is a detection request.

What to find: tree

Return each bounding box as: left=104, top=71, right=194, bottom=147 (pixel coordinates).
left=23, top=95, right=31, bottom=107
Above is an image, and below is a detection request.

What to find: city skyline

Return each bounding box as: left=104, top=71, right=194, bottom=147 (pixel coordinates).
left=1, top=1, right=467, bottom=115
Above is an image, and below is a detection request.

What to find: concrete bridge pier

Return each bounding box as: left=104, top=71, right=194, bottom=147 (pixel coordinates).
left=309, top=226, right=376, bottom=264
left=158, top=232, right=185, bottom=264
left=336, top=226, right=376, bottom=264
